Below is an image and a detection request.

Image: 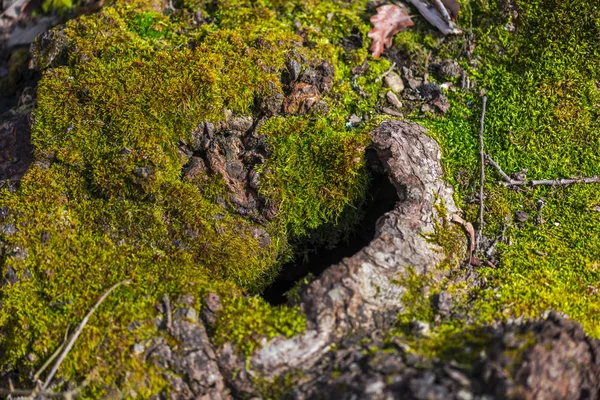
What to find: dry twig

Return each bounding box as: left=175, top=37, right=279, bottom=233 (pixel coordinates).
left=42, top=280, right=131, bottom=391
left=502, top=176, right=600, bottom=187
left=33, top=327, right=70, bottom=384
left=485, top=154, right=600, bottom=187
left=0, top=372, right=92, bottom=399
left=485, top=222, right=507, bottom=258
left=484, top=154, right=512, bottom=183
left=351, top=77, right=369, bottom=98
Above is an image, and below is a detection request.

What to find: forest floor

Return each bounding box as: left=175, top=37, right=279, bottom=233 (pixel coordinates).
left=1, top=0, right=600, bottom=398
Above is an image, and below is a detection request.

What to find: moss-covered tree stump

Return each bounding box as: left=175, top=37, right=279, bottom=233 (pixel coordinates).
left=2, top=0, right=600, bottom=398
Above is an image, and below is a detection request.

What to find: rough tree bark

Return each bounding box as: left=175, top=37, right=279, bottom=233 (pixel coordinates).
left=219, top=120, right=460, bottom=392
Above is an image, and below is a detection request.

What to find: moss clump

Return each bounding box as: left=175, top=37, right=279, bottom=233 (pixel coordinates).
left=0, top=0, right=391, bottom=394
left=466, top=0, right=600, bottom=336
left=425, top=199, right=467, bottom=270
left=41, top=0, right=73, bottom=14
left=213, top=296, right=306, bottom=357
left=259, top=116, right=369, bottom=236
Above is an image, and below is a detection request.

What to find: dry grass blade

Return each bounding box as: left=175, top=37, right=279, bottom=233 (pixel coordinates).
left=42, top=280, right=131, bottom=391
left=33, top=327, right=70, bottom=384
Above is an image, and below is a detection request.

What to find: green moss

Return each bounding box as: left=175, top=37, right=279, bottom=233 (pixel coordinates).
left=41, top=0, right=72, bottom=14
left=259, top=116, right=369, bottom=237
left=395, top=267, right=435, bottom=326
left=0, top=163, right=271, bottom=392
left=0, top=0, right=388, bottom=394
left=213, top=295, right=306, bottom=357
left=252, top=369, right=304, bottom=400
left=128, top=11, right=170, bottom=39
left=390, top=323, right=492, bottom=366
left=11, top=0, right=600, bottom=392
left=425, top=199, right=467, bottom=270
left=417, top=0, right=600, bottom=337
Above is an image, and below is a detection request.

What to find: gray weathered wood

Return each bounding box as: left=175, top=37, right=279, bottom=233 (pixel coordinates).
left=404, top=0, right=462, bottom=35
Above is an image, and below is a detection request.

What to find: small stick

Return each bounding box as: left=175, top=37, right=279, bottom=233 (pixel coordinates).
left=1, top=373, right=92, bottom=399
left=375, top=62, right=396, bottom=83
left=485, top=223, right=507, bottom=258
left=163, top=293, right=173, bottom=331
left=535, top=198, right=546, bottom=225
left=432, top=0, right=452, bottom=22
left=42, top=280, right=131, bottom=391
left=33, top=327, right=70, bottom=384
left=501, top=176, right=600, bottom=187
left=486, top=154, right=600, bottom=187
left=0, top=387, right=64, bottom=397
left=477, top=96, right=487, bottom=251
left=485, top=154, right=513, bottom=183
left=351, top=77, right=369, bottom=98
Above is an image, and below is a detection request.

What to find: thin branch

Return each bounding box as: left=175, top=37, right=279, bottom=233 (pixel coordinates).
left=351, top=77, right=369, bottom=98
left=432, top=0, right=452, bottom=22
left=1, top=373, right=92, bottom=399
left=34, top=327, right=70, bottom=383
left=484, top=154, right=513, bottom=183
left=485, top=222, right=507, bottom=258
left=42, top=280, right=131, bottom=391
left=485, top=154, right=600, bottom=187
left=477, top=96, right=487, bottom=251
left=0, top=387, right=64, bottom=397
left=375, top=62, right=396, bottom=83
left=501, top=176, right=600, bottom=187
left=535, top=198, right=546, bottom=225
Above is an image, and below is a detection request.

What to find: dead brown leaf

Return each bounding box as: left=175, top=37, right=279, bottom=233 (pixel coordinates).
left=368, top=4, right=414, bottom=59
left=450, top=213, right=476, bottom=264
